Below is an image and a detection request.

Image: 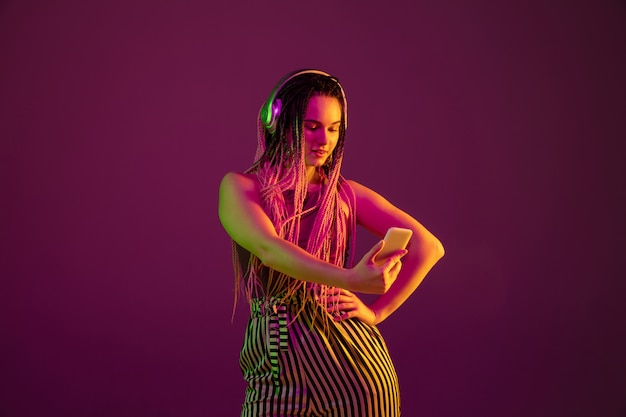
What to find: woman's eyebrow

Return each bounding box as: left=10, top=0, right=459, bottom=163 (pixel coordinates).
left=303, top=119, right=341, bottom=125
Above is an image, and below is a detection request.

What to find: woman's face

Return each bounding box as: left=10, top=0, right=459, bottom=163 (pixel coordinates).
left=302, top=94, right=342, bottom=169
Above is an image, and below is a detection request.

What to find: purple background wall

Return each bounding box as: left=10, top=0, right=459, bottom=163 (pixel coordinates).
left=1, top=1, right=625, bottom=416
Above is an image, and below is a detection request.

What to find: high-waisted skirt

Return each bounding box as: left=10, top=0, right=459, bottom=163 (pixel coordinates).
left=239, top=296, right=400, bottom=416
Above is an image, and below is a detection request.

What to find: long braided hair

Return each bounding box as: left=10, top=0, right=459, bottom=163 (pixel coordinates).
left=233, top=70, right=357, bottom=320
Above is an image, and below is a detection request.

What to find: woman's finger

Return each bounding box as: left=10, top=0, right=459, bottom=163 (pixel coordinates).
left=382, top=250, right=406, bottom=270
left=334, top=310, right=355, bottom=322
left=390, top=259, right=403, bottom=275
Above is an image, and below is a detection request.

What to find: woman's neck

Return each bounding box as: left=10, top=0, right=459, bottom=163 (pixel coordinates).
left=305, top=166, right=323, bottom=185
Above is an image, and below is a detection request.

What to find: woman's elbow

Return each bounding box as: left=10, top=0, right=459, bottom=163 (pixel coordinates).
left=416, top=232, right=444, bottom=262
left=433, top=237, right=445, bottom=261
left=410, top=224, right=445, bottom=261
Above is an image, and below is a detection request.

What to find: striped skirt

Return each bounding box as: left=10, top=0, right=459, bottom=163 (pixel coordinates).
left=239, top=297, right=401, bottom=416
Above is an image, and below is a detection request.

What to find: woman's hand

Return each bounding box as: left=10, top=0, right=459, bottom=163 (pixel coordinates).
left=324, top=288, right=378, bottom=326
left=346, top=240, right=407, bottom=294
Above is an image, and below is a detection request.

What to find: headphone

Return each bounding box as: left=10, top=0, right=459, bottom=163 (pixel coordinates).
left=259, top=69, right=348, bottom=134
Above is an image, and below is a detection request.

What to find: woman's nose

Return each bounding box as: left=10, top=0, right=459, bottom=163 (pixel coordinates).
left=317, top=130, right=330, bottom=145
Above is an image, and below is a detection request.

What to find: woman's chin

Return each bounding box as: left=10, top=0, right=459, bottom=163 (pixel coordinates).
left=305, top=157, right=328, bottom=168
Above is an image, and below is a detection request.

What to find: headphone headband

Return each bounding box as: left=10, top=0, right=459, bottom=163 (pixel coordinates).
left=259, top=69, right=348, bottom=134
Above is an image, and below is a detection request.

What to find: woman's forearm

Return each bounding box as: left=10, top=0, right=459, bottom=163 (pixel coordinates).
left=256, top=235, right=352, bottom=288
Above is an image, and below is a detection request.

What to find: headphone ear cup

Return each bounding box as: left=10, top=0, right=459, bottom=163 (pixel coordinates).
left=266, top=98, right=282, bottom=133
left=260, top=101, right=271, bottom=128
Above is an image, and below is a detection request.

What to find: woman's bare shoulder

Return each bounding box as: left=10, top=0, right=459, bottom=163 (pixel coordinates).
left=220, top=171, right=259, bottom=191
left=344, top=178, right=378, bottom=198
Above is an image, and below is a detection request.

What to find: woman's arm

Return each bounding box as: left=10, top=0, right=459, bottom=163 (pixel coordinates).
left=339, top=180, right=445, bottom=324
left=218, top=172, right=405, bottom=294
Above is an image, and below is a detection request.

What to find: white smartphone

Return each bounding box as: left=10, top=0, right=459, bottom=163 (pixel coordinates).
left=374, top=227, right=413, bottom=266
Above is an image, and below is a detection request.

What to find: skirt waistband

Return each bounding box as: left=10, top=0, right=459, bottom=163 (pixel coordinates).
left=250, top=296, right=300, bottom=318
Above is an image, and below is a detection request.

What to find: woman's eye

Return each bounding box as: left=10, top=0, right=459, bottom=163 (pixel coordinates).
left=305, top=124, right=339, bottom=133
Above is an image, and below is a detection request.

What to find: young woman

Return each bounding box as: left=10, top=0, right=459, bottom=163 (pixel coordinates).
left=219, top=69, right=444, bottom=416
